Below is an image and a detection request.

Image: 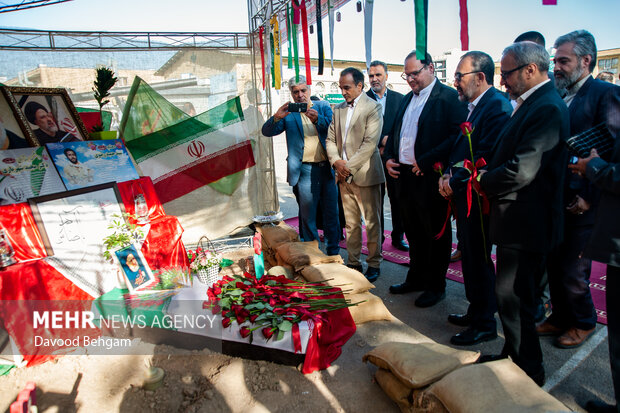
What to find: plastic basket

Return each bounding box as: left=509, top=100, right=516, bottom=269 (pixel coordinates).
left=196, top=264, right=221, bottom=286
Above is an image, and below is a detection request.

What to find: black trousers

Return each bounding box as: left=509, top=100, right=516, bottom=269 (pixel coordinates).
left=547, top=223, right=597, bottom=330
left=496, top=246, right=545, bottom=379
left=396, top=166, right=451, bottom=293
left=454, top=192, right=497, bottom=331
left=606, top=265, right=620, bottom=409
left=380, top=165, right=405, bottom=241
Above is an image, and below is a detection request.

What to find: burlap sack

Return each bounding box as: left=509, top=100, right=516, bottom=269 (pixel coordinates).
left=375, top=368, right=413, bottom=412
left=422, top=358, right=570, bottom=413
left=219, top=248, right=255, bottom=277
left=256, top=222, right=299, bottom=252
left=276, top=240, right=343, bottom=271
left=362, top=342, right=480, bottom=389
left=301, top=262, right=373, bottom=294
left=266, top=265, right=295, bottom=280
left=348, top=292, right=393, bottom=324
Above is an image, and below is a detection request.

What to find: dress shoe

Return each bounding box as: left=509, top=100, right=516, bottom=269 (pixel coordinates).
left=447, top=313, right=471, bottom=327
left=389, top=282, right=423, bottom=294
left=450, top=249, right=462, bottom=262
left=415, top=290, right=446, bottom=308
left=585, top=400, right=617, bottom=413
left=477, top=353, right=508, bottom=363
left=346, top=263, right=363, bottom=273
left=555, top=326, right=595, bottom=349
left=365, top=267, right=380, bottom=283
left=450, top=327, right=497, bottom=346
left=536, top=320, right=564, bottom=336
left=391, top=239, right=410, bottom=252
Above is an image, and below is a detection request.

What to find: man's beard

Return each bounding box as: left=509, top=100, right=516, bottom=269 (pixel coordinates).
left=555, top=66, right=584, bottom=93
left=371, top=82, right=384, bottom=93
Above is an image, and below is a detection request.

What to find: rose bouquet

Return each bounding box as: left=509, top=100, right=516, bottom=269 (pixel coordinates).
left=205, top=272, right=358, bottom=344
left=187, top=247, right=222, bottom=272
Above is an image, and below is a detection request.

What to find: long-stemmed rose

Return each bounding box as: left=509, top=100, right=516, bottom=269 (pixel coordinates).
left=205, top=273, right=360, bottom=344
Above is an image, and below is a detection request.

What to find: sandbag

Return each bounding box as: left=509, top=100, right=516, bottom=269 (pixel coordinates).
left=375, top=368, right=413, bottom=412
left=419, top=358, right=570, bottom=413
left=276, top=240, right=343, bottom=271
left=301, top=262, right=373, bottom=294
left=266, top=265, right=295, bottom=280
left=362, top=342, right=480, bottom=389
left=348, top=292, right=393, bottom=324
left=256, top=222, right=299, bottom=252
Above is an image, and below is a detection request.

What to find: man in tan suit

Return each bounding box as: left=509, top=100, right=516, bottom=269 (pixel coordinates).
left=326, top=67, right=385, bottom=282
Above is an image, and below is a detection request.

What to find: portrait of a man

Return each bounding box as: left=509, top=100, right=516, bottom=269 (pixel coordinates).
left=62, top=148, right=94, bottom=186
left=23, top=101, right=81, bottom=145
left=115, top=244, right=154, bottom=292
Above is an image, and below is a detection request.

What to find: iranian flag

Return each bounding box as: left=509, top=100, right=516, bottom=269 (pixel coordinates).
left=125, top=97, right=256, bottom=204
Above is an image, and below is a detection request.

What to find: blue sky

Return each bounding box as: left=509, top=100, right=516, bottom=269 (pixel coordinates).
left=0, top=0, right=618, bottom=63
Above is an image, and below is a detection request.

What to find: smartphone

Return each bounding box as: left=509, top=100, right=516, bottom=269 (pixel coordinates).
left=569, top=156, right=579, bottom=165
left=288, top=102, right=308, bottom=113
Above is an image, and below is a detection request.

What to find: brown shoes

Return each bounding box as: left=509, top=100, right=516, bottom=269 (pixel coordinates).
left=555, top=327, right=595, bottom=349
left=535, top=320, right=564, bottom=336
left=450, top=249, right=462, bottom=262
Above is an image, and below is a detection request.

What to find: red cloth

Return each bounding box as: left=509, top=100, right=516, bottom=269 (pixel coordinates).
left=0, top=178, right=187, bottom=365
left=0, top=203, right=47, bottom=262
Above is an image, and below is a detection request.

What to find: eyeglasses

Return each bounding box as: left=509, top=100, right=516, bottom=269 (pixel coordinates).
left=401, top=65, right=427, bottom=81
left=454, top=71, right=482, bottom=82
left=500, top=63, right=529, bottom=80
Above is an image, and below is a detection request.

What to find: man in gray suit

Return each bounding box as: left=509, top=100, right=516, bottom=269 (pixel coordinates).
left=326, top=67, right=385, bottom=282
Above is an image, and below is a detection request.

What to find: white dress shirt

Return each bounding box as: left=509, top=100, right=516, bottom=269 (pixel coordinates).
left=399, top=78, right=436, bottom=165
left=511, top=78, right=550, bottom=117
left=467, top=87, right=490, bottom=120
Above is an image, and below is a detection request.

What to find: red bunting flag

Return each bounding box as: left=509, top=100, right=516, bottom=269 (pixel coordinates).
left=542, top=0, right=557, bottom=4
left=459, top=0, right=469, bottom=51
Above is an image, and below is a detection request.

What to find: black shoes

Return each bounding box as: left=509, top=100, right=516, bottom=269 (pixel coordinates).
left=415, top=290, right=446, bottom=307
left=391, top=239, right=410, bottom=252
left=450, top=327, right=497, bottom=346
left=584, top=400, right=618, bottom=413
left=448, top=313, right=472, bottom=327
left=389, top=282, right=423, bottom=294
left=365, top=267, right=380, bottom=283
left=346, top=263, right=363, bottom=273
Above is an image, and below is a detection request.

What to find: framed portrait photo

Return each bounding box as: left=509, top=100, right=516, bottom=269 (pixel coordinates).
left=0, top=87, right=36, bottom=149
left=114, top=243, right=156, bottom=293
left=4, top=86, right=89, bottom=146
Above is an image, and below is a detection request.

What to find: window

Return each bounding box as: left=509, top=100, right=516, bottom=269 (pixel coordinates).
left=330, top=82, right=340, bottom=93
left=314, top=81, right=325, bottom=95
left=599, top=57, right=618, bottom=74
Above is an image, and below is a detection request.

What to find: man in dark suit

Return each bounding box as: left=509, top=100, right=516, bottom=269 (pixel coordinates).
left=262, top=75, right=340, bottom=256
left=438, top=51, right=512, bottom=345
left=384, top=51, right=467, bottom=307
left=477, top=41, right=570, bottom=386
left=366, top=60, right=407, bottom=252
left=538, top=30, right=620, bottom=351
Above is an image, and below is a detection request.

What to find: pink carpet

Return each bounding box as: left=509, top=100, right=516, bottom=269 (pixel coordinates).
left=284, top=217, right=607, bottom=325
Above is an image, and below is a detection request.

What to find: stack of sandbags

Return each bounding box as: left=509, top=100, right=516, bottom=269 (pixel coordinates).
left=362, top=342, right=480, bottom=412
left=255, top=222, right=300, bottom=270
left=275, top=240, right=343, bottom=270
left=300, top=263, right=393, bottom=324
left=413, top=358, right=570, bottom=413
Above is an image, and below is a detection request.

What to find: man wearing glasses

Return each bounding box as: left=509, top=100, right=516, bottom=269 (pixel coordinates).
left=438, top=51, right=512, bottom=346
left=384, top=51, right=466, bottom=307
left=476, top=41, right=569, bottom=386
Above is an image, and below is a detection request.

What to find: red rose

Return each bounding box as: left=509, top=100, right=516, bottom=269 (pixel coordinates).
left=262, top=327, right=275, bottom=339
left=222, top=317, right=232, bottom=328
left=460, top=122, right=473, bottom=136
left=212, top=286, right=222, bottom=296
left=433, top=162, right=444, bottom=174
left=211, top=304, right=221, bottom=315
left=240, top=326, right=251, bottom=338
left=249, top=314, right=259, bottom=323
left=202, top=300, right=210, bottom=309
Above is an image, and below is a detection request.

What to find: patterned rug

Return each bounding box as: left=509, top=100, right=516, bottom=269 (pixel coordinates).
left=284, top=217, right=607, bottom=324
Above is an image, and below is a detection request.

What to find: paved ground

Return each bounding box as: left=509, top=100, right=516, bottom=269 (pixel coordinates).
left=271, top=133, right=616, bottom=412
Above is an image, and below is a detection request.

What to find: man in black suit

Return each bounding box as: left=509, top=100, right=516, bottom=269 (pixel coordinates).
left=538, top=30, right=620, bottom=351
left=477, top=41, right=569, bottom=386
left=384, top=51, right=467, bottom=307
left=366, top=60, right=407, bottom=252
left=438, top=51, right=512, bottom=346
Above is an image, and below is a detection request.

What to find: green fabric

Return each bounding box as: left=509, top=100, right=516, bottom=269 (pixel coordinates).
left=119, top=76, right=189, bottom=142
left=414, top=0, right=428, bottom=60
left=93, top=288, right=172, bottom=330
left=0, top=364, right=14, bottom=376
left=286, top=4, right=293, bottom=69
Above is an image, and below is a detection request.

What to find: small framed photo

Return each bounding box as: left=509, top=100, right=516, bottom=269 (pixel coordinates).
left=114, top=243, right=157, bottom=293
left=3, top=86, right=89, bottom=146
left=0, top=87, right=36, bottom=149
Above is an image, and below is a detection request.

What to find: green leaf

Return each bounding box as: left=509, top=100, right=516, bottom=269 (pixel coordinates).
left=278, top=320, right=293, bottom=332
left=276, top=329, right=284, bottom=341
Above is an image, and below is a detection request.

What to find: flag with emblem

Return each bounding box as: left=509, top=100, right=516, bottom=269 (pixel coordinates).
left=124, top=97, right=256, bottom=203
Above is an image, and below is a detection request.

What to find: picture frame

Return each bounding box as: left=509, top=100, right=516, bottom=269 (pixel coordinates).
left=29, top=182, right=127, bottom=297
left=3, top=86, right=89, bottom=146
left=0, top=86, right=36, bottom=148
left=113, top=243, right=157, bottom=293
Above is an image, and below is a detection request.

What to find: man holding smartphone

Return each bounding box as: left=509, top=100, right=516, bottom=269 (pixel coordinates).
left=262, top=76, right=340, bottom=257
